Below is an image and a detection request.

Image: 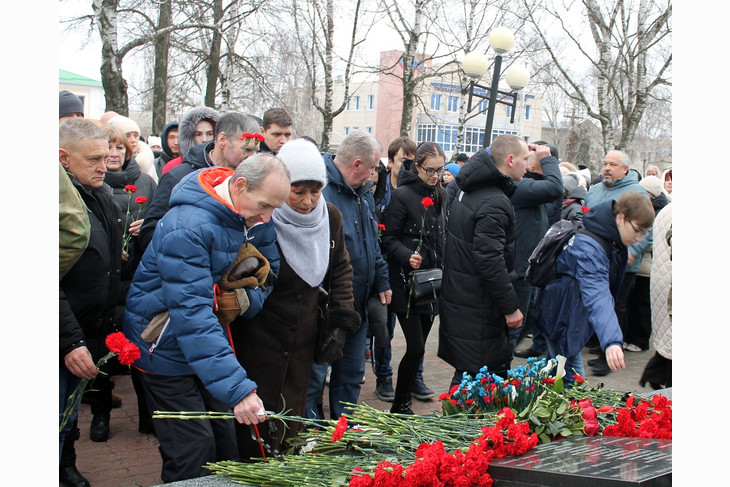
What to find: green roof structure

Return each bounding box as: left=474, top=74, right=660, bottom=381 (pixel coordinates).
left=59, top=69, right=102, bottom=86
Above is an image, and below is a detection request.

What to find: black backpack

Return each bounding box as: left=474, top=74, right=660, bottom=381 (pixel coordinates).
left=526, top=219, right=611, bottom=288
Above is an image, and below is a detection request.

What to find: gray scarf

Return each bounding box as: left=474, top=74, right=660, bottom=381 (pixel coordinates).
left=272, top=197, right=330, bottom=287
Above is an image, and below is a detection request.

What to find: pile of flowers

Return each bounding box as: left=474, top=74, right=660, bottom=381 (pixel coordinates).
left=155, top=356, right=671, bottom=486
left=601, top=394, right=672, bottom=439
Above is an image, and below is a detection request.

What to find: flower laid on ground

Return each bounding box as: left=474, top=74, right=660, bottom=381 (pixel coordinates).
left=241, top=132, right=265, bottom=149
left=332, top=415, right=348, bottom=442
left=60, top=332, right=141, bottom=432
left=406, top=196, right=435, bottom=318
left=601, top=394, right=672, bottom=439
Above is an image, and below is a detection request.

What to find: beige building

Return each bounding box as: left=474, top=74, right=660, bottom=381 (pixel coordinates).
left=327, top=50, right=543, bottom=158
left=59, top=69, right=105, bottom=120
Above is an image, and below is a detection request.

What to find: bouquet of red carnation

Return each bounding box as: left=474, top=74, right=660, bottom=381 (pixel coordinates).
left=601, top=394, right=672, bottom=439
left=60, top=332, right=140, bottom=432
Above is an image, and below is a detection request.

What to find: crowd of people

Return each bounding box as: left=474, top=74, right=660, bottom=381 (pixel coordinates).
left=59, top=90, right=673, bottom=486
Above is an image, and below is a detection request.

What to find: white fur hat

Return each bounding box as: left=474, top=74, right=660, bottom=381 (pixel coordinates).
left=276, top=138, right=327, bottom=186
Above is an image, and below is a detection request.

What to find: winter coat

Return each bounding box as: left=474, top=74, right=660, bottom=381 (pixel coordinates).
left=511, top=157, right=563, bottom=277
left=123, top=167, right=281, bottom=409
left=137, top=141, right=215, bottom=251
left=637, top=192, right=670, bottom=277
left=650, top=202, right=672, bottom=359
left=153, top=121, right=180, bottom=178
left=534, top=199, right=628, bottom=357
left=561, top=181, right=588, bottom=223
left=59, top=162, right=90, bottom=279
left=231, top=203, right=353, bottom=448
left=322, top=153, right=390, bottom=315
left=585, top=171, right=650, bottom=273
left=382, top=164, right=446, bottom=315
left=437, top=148, right=519, bottom=373
left=60, top=174, right=123, bottom=362
left=104, top=156, right=157, bottom=279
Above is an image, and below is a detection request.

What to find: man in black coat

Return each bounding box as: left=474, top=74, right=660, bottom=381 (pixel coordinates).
left=509, top=143, right=563, bottom=356
left=59, top=119, right=122, bottom=487
left=438, top=135, right=530, bottom=386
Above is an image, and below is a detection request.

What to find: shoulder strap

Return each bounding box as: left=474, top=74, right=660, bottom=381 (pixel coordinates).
left=576, top=227, right=612, bottom=260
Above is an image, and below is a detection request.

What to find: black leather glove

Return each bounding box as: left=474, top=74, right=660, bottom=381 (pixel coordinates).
left=316, top=307, right=361, bottom=364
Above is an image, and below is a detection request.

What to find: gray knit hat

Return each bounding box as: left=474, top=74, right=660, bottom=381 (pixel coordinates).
left=59, top=90, right=83, bottom=118
left=276, top=138, right=327, bottom=186
left=639, top=175, right=663, bottom=198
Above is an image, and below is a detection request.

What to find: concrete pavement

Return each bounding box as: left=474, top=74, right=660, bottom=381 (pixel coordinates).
left=71, top=317, right=655, bottom=487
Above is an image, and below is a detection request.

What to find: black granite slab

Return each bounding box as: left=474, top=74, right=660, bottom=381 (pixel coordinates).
left=489, top=436, right=671, bottom=487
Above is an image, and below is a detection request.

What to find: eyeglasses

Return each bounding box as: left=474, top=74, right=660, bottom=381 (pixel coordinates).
left=417, top=163, right=444, bottom=176
left=628, top=220, right=649, bottom=236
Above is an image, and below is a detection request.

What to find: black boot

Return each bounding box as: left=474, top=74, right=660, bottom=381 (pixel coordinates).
left=390, top=397, right=414, bottom=415
left=60, top=425, right=90, bottom=487
left=90, top=414, right=110, bottom=442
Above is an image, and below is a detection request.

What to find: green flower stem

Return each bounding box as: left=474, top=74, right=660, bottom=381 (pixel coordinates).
left=59, top=351, right=116, bottom=432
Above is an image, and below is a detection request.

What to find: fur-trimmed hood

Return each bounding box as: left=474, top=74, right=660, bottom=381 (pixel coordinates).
left=178, top=106, right=221, bottom=157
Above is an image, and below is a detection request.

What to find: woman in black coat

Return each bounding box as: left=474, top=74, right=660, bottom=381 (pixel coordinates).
left=382, top=142, right=447, bottom=414
left=230, top=139, right=357, bottom=458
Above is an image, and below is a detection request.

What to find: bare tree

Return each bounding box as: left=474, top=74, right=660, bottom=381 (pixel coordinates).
left=289, top=0, right=370, bottom=151
left=152, top=0, right=173, bottom=134
left=519, top=0, right=672, bottom=152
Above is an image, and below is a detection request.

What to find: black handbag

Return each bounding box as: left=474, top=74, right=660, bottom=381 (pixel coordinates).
left=408, top=268, right=442, bottom=306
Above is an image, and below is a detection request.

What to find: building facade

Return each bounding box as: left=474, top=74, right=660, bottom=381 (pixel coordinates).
left=59, top=69, right=105, bottom=120
left=327, top=50, right=543, bottom=159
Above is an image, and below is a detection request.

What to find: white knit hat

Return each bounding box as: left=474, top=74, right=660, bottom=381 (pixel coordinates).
left=147, top=136, right=162, bottom=147
left=639, top=175, right=663, bottom=198
left=276, top=138, right=327, bottom=186
left=108, top=115, right=141, bottom=135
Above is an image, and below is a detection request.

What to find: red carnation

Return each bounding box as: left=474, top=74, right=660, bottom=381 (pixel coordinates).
left=378, top=223, right=386, bottom=231
left=332, top=415, right=348, bottom=442
left=118, top=342, right=141, bottom=365
left=134, top=196, right=148, bottom=204
left=573, top=374, right=585, bottom=384
left=581, top=206, right=590, bottom=213
left=124, top=184, right=137, bottom=193
left=421, top=196, right=434, bottom=208
left=105, top=332, right=130, bottom=354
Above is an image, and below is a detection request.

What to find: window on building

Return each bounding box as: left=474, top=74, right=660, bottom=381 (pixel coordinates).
left=366, top=127, right=373, bottom=134
left=506, top=105, right=512, bottom=119
left=367, top=95, right=375, bottom=110
left=344, top=127, right=350, bottom=135
left=448, top=95, right=459, bottom=112
left=346, top=96, right=360, bottom=111
left=430, top=94, right=441, bottom=111
left=525, top=105, right=531, bottom=120
left=478, top=100, right=488, bottom=114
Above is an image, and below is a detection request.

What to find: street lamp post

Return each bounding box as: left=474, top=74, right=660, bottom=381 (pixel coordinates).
left=462, top=27, right=530, bottom=148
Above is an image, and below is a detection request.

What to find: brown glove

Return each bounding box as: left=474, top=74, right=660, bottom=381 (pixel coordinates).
left=219, top=243, right=271, bottom=291
left=214, top=288, right=250, bottom=324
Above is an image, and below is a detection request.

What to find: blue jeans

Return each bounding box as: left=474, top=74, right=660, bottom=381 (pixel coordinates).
left=373, top=311, right=425, bottom=382
left=307, top=320, right=368, bottom=420
left=59, top=367, right=82, bottom=462
left=543, top=335, right=585, bottom=388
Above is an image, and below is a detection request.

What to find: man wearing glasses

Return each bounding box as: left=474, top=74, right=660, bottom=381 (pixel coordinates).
left=585, top=150, right=651, bottom=376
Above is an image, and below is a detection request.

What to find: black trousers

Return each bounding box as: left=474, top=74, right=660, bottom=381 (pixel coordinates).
left=626, top=275, right=652, bottom=349
left=392, top=312, right=434, bottom=404
left=137, top=370, right=239, bottom=483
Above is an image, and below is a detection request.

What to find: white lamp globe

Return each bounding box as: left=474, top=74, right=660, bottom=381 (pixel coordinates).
left=505, top=64, right=530, bottom=91
left=462, top=51, right=489, bottom=78
left=488, top=27, right=515, bottom=54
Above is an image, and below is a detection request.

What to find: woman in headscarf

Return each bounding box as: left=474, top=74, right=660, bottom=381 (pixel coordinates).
left=230, top=138, right=358, bottom=459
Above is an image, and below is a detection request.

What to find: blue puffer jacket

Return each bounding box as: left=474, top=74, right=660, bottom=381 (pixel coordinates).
left=322, top=154, right=389, bottom=314
left=123, top=167, right=280, bottom=408
left=534, top=199, right=627, bottom=358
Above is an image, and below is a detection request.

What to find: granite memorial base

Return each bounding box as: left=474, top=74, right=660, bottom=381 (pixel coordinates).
left=489, top=436, right=671, bottom=487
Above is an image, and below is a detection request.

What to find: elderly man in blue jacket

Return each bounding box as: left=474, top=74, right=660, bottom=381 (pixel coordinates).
left=585, top=150, right=650, bottom=376
left=123, top=154, right=290, bottom=483
left=306, top=130, right=392, bottom=420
